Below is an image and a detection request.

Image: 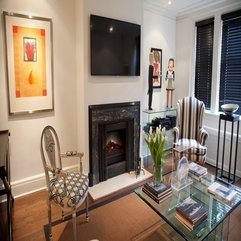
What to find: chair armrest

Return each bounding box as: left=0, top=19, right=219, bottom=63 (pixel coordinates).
left=60, top=152, right=84, bottom=173
left=199, top=128, right=208, bottom=146
left=173, top=127, right=179, bottom=143
left=45, top=165, right=67, bottom=178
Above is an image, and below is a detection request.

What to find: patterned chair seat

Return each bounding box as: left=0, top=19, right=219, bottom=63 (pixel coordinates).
left=50, top=172, right=89, bottom=209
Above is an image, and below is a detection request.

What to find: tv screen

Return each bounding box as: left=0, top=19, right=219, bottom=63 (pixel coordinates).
left=90, top=15, right=141, bottom=76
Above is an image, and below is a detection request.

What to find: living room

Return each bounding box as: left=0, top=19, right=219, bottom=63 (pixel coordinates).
left=0, top=0, right=241, bottom=240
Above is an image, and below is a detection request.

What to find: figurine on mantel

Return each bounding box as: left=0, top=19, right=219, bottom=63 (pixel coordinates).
left=165, top=58, right=175, bottom=108
left=147, top=52, right=154, bottom=110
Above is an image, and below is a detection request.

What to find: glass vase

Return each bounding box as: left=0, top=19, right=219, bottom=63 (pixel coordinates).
left=153, top=164, right=163, bottom=186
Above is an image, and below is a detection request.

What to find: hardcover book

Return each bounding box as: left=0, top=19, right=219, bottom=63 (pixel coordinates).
left=207, top=181, right=237, bottom=204
left=176, top=197, right=208, bottom=225
left=144, top=181, right=171, bottom=196
left=175, top=211, right=207, bottom=230
left=188, top=172, right=206, bottom=181
left=142, top=187, right=172, bottom=204
left=189, top=162, right=207, bottom=177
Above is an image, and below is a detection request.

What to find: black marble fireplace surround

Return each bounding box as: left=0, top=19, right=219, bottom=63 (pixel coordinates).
left=89, top=101, right=140, bottom=186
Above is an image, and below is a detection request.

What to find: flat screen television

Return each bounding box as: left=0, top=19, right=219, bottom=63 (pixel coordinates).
left=90, top=14, right=141, bottom=76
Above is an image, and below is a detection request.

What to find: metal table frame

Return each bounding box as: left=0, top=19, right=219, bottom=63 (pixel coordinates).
left=215, top=114, right=240, bottom=183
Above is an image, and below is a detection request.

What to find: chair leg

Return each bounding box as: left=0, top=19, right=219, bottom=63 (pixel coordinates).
left=72, top=211, right=77, bottom=241
left=85, top=195, right=89, bottom=222
left=48, top=201, right=53, bottom=241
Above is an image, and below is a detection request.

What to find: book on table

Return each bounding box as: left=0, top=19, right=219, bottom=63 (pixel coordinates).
left=175, top=197, right=208, bottom=230
left=142, top=187, right=172, bottom=203
left=207, top=181, right=237, bottom=204
left=188, top=162, right=207, bottom=181
left=143, top=181, right=172, bottom=196
left=143, top=181, right=172, bottom=203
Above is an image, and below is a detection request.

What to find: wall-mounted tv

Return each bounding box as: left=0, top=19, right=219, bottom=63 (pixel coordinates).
left=90, top=14, right=141, bottom=76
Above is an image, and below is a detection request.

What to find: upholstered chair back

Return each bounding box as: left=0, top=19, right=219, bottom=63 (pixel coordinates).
left=176, top=96, right=205, bottom=141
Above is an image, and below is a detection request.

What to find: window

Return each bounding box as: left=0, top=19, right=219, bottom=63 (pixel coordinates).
left=219, top=9, right=241, bottom=115
left=194, top=18, right=214, bottom=110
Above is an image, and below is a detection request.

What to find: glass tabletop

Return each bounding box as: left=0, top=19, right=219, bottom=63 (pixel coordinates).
left=134, top=172, right=241, bottom=241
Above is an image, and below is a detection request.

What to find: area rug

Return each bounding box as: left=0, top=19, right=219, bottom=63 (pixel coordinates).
left=89, top=169, right=153, bottom=200
left=44, top=192, right=162, bottom=241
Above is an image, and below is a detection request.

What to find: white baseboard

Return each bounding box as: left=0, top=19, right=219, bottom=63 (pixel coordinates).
left=11, top=173, right=46, bottom=198
left=206, top=157, right=241, bottom=179
left=8, top=158, right=241, bottom=200
left=11, top=164, right=79, bottom=198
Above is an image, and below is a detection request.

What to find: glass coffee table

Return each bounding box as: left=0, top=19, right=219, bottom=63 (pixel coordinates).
left=135, top=172, right=241, bottom=241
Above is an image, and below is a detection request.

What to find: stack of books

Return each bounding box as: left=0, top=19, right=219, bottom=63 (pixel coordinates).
left=208, top=181, right=237, bottom=204
left=188, top=162, right=207, bottom=181
left=142, top=181, right=172, bottom=204
left=175, top=197, right=208, bottom=230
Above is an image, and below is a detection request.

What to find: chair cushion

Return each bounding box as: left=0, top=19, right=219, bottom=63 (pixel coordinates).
left=49, top=172, right=89, bottom=208
left=173, top=139, right=207, bottom=164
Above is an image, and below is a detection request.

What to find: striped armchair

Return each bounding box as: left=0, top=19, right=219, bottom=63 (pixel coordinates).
left=173, top=96, right=208, bottom=164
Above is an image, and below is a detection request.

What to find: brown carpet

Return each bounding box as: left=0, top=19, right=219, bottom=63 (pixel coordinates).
left=45, top=192, right=163, bottom=241
left=44, top=156, right=177, bottom=241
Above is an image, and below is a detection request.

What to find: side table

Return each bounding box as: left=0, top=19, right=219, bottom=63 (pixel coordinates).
left=215, top=113, right=240, bottom=183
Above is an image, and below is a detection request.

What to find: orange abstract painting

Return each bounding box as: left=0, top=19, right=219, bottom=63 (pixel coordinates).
left=13, top=26, right=47, bottom=98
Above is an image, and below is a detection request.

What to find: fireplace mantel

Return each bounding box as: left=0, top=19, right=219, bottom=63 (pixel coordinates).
left=88, top=101, right=140, bottom=186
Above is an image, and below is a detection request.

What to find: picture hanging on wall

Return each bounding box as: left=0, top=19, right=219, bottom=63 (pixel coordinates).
left=150, top=48, right=162, bottom=88
left=3, top=11, right=54, bottom=115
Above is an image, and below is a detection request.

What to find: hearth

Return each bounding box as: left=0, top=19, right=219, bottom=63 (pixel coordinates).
left=89, top=102, right=140, bottom=186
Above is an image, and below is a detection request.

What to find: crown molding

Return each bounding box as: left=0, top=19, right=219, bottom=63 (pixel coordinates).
left=144, top=0, right=241, bottom=21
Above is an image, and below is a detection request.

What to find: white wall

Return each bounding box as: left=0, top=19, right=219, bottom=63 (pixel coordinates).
left=80, top=1, right=177, bottom=168
left=83, top=0, right=143, bottom=107
left=176, top=1, right=241, bottom=177
left=143, top=10, right=176, bottom=110
left=0, top=0, right=177, bottom=197
left=175, top=18, right=193, bottom=101
left=78, top=0, right=144, bottom=172
left=0, top=0, right=79, bottom=197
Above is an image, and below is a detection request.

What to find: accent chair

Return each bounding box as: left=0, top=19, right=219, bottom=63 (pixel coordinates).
left=40, top=125, right=89, bottom=241
left=173, top=96, right=208, bottom=165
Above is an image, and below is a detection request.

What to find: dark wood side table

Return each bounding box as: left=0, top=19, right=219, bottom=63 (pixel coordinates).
left=215, top=114, right=240, bottom=183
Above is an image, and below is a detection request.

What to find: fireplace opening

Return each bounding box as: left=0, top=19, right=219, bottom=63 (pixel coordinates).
left=99, top=120, right=134, bottom=181
left=89, top=101, right=140, bottom=186
left=105, top=130, right=124, bottom=154
left=105, top=129, right=125, bottom=166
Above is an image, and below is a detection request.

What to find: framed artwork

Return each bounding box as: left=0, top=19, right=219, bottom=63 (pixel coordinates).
left=151, top=48, right=162, bottom=88
left=3, top=11, right=54, bottom=115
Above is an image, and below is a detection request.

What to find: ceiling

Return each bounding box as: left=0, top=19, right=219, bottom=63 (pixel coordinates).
left=144, top=0, right=240, bottom=19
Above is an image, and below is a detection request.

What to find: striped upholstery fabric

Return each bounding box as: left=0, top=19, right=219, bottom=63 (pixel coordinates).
left=173, top=96, right=208, bottom=164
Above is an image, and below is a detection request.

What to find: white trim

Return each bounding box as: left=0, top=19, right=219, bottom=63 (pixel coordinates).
left=11, top=173, right=46, bottom=198
left=11, top=164, right=79, bottom=198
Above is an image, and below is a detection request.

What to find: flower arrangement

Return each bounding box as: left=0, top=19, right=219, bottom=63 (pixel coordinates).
left=143, top=126, right=170, bottom=184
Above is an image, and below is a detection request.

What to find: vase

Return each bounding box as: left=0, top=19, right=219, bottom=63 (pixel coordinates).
left=153, top=164, right=163, bottom=186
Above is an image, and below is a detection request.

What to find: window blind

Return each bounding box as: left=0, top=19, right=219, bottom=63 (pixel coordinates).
left=195, top=18, right=214, bottom=110
left=219, top=9, right=241, bottom=115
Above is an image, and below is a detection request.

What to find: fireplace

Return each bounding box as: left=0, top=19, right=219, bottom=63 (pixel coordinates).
left=89, top=101, right=140, bottom=186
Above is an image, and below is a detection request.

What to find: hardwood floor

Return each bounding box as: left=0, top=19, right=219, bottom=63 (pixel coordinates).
left=1, top=159, right=241, bottom=241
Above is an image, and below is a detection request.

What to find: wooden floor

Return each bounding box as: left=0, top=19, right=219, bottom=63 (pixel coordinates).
left=1, top=159, right=241, bottom=241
